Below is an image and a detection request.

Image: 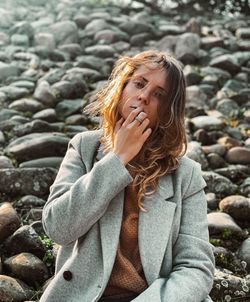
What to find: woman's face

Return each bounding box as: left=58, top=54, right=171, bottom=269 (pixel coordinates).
left=118, top=65, right=168, bottom=129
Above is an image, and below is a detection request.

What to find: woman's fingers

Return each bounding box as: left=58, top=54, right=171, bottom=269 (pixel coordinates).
left=122, top=107, right=143, bottom=126
left=115, top=117, right=124, bottom=133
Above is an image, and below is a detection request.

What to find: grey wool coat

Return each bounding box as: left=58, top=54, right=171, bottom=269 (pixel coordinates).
left=40, top=130, right=215, bottom=302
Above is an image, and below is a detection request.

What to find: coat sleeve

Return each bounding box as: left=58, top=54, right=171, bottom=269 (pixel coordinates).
left=133, top=162, right=215, bottom=302
left=42, top=133, right=133, bottom=246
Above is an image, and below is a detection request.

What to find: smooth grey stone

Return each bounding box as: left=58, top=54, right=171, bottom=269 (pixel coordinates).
left=225, top=147, right=250, bottom=165
left=74, top=14, right=90, bottom=29
left=51, top=79, right=87, bottom=100
left=217, top=79, right=247, bottom=100
left=75, top=55, right=108, bottom=71
left=65, top=114, right=89, bottom=125
left=186, top=141, right=209, bottom=169
left=0, top=168, right=57, bottom=197
left=201, top=37, right=224, bottom=50
left=237, top=238, right=250, bottom=273
left=191, top=115, right=225, bottom=130
left=0, top=275, right=34, bottom=302
left=0, top=131, right=5, bottom=144
left=19, top=157, right=63, bottom=169
left=32, top=108, right=58, bottom=123
left=219, top=195, right=250, bottom=221
left=33, top=81, right=57, bottom=107
left=118, top=20, right=154, bottom=35
left=155, top=35, right=177, bottom=55
left=64, top=67, right=102, bottom=82
left=4, top=225, right=46, bottom=258
left=215, top=165, right=250, bottom=183
left=236, top=28, right=250, bottom=39
left=159, top=24, right=184, bottom=35
left=183, top=65, right=202, bottom=86
left=8, top=98, right=44, bottom=113
left=94, top=29, right=129, bottom=44
left=55, top=99, right=86, bottom=118
left=207, top=153, right=227, bottom=169
left=0, top=108, right=21, bottom=122
left=0, top=202, right=20, bottom=243
left=234, top=51, right=250, bottom=66
left=216, top=98, right=239, bottom=116
left=200, top=66, right=231, bottom=85
left=207, top=212, right=242, bottom=236
left=58, top=43, right=82, bottom=60
left=13, top=119, right=57, bottom=136
left=202, top=144, right=227, bottom=156
left=206, top=192, right=218, bottom=210
left=15, top=195, right=46, bottom=208
left=130, top=33, right=153, bottom=46
left=0, top=8, right=14, bottom=29
left=84, top=45, right=115, bottom=58
left=10, top=34, right=29, bottom=47
left=9, top=80, right=35, bottom=91
left=0, top=156, right=14, bottom=168
left=49, top=21, right=78, bottom=45
left=5, top=132, right=69, bottom=161
left=239, top=177, right=250, bottom=197
left=0, top=86, right=29, bottom=101
left=84, top=19, right=110, bottom=36
left=0, top=31, right=10, bottom=46
left=9, top=21, right=34, bottom=41
left=175, top=33, right=200, bottom=64
left=202, top=171, right=238, bottom=195
left=186, top=86, right=208, bottom=107
left=4, top=252, right=49, bottom=286
left=0, top=62, right=19, bottom=82
left=34, top=32, right=56, bottom=51
left=63, top=125, right=88, bottom=138
left=210, top=54, right=241, bottom=75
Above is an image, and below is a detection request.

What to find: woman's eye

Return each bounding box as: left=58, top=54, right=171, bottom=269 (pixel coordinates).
left=154, top=91, right=163, bottom=99
left=134, top=81, right=144, bottom=88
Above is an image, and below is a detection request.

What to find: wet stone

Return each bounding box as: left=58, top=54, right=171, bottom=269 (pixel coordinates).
left=55, top=99, right=86, bottom=118
left=202, top=171, right=238, bottom=196
left=32, top=108, right=58, bottom=123
left=215, top=165, right=250, bottom=183
left=5, top=132, right=70, bottom=161
left=183, top=65, right=202, bottom=86
left=239, top=177, right=250, bottom=198
left=191, top=115, right=225, bottom=131
left=225, top=147, right=250, bottom=165
left=0, top=275, right=34, bottom=302
left=13, top=119, right=57, bottom=137
left=216, top=98, right=240, bottom=117
left=49, top=21, right=78, bottom=45
left=207, top=212, right=242, bottom=236
left=8, top=98, right=44, bottom=113
left=202, top=144, right=227, bottom=156
left=0, top=62, right=19, bottom=82
left=209, top=54, right=241, bottom=75
left=175, top=33, right=200, bottom=64
left=186, top=141, right=209, bottom=169
left=219, top=195, right=250, bottom=222
left=0, top=156, right=14, bottom=169
left=237, top=238, right=250, bottom=273
left=19, top=157, right=63, bottom=169
left=4, top=225, right=46, bottom=258
left=4, top=252, right=49, bottom=286
left=207, top=153, right=227, bottom=169
left=0, top=202, right=20, bottom=243
left=0, top=86, right=29, bottom=101
left=84, top=45, right=116, bottom=58
left=217, top=136, right=242, bottom=149
left=0, top=168, right=57, bottom=197
left=201, top=36, right=224, bottom=50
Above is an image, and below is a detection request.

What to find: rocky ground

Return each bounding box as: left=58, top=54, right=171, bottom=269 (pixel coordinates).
left=0, top=0, right=249, bottom=301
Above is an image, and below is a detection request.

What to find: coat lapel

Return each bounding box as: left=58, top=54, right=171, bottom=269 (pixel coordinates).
left=99, top=191, right=124, bottom=286
left=138, top=174, right=176, bottom=285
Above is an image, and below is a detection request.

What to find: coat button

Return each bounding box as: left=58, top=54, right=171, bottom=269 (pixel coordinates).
left=63, top=270, right=73, bottom=281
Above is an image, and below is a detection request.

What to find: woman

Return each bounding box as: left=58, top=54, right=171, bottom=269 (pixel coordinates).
left=40, top=50, right=215, bottom=302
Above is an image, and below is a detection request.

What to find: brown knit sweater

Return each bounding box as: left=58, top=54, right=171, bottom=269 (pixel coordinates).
left=102, top=184, right=148, bottom=298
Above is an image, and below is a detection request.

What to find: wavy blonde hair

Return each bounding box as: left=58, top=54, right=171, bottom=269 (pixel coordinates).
left=85, top=50, right=187, bottom=211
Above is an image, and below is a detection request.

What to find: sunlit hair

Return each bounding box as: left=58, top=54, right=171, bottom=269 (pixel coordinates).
left=84, top=50, right=187, bottom=211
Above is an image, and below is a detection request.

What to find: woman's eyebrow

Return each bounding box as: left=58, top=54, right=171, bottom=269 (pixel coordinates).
left=132, top=75, right=167, bottom=93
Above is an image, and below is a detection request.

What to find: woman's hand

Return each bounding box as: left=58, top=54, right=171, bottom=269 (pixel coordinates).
left=113, top=107, right=152, bottom=165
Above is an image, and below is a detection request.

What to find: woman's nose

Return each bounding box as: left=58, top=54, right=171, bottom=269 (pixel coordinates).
left=138, top=90, right=150, bottom=105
